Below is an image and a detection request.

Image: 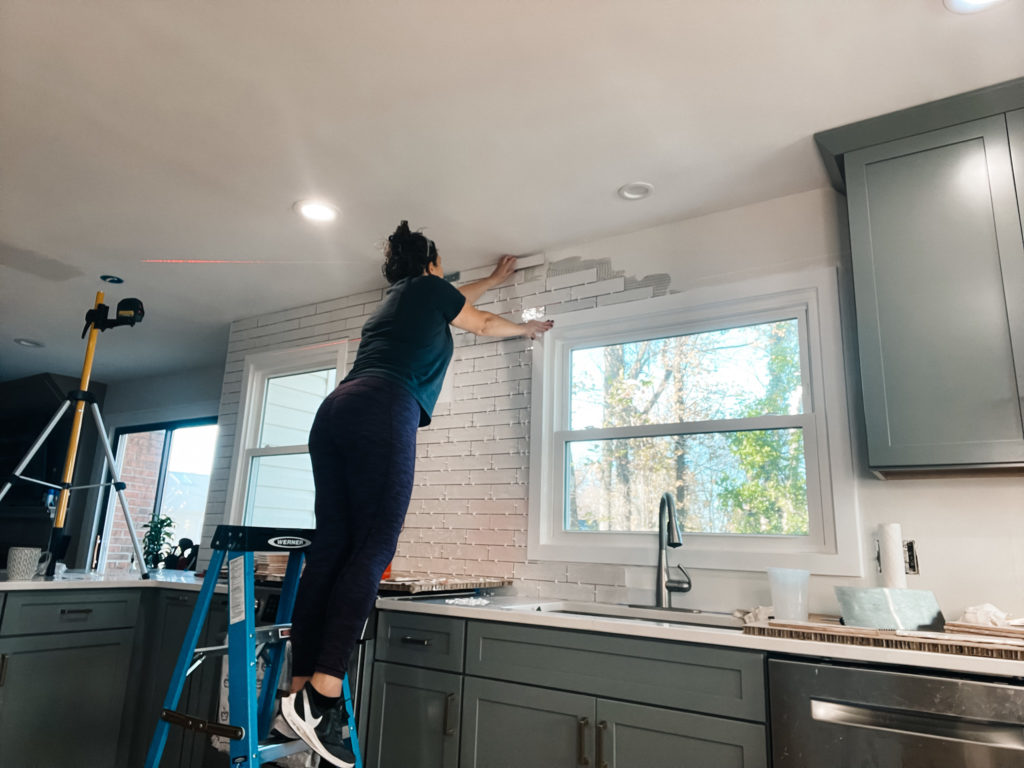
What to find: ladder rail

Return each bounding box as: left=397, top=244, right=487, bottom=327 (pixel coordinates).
left=228, top=550, right=261, bottom=765
left=144, top=547, right=226, bottom=767
left=257, top=549, right=304, bottom=739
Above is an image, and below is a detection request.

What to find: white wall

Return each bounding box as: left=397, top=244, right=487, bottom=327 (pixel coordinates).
left=204, top=187, right=1024, bottom=619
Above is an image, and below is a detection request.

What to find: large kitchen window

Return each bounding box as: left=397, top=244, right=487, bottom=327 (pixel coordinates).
left=227, top=343, right=346, bottom=529
left=528, top=268, right=860, bottom=575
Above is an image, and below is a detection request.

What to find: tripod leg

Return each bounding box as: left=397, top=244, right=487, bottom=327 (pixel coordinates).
left=89, top=402, right=150, bottom=579
left=0, top=400, right=72, bottom=504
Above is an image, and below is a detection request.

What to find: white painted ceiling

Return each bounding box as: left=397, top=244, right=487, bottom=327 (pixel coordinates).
left=2, top=0, right=1023, bottom=385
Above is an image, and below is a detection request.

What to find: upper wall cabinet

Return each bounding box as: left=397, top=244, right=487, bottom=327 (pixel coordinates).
left=816, top=80, right=1024, bottom=474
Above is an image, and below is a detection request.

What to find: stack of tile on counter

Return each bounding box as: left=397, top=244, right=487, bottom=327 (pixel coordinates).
left=378, top=575, right=512, bottom=594
left=253, top=553, right=288, bottom=581
left=745, top=617, right=1024, bottom=661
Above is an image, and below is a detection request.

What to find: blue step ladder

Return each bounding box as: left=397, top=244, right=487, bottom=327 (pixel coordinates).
left=145, top=525, right=364, bottom=767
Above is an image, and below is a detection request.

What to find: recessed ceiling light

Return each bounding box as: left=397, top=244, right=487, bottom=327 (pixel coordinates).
left=294, top=199, right=340, bottom=223
left=617, top=182, right=655, bottom=201
left=943, top=0, right=1005, bottom=13
left=14, top=338, right=45, bottom=348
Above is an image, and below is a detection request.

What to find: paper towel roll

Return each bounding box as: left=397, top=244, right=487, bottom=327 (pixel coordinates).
left=878, top=523, right=907, bottom=589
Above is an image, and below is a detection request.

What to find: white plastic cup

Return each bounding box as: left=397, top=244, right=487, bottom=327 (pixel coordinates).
left=767, top=567, right=810, bottom=621
left=6, top=547, right=50, bottom=581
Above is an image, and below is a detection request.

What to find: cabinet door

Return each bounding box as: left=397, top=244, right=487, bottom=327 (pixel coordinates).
left=596, top=699, right=767, bottom=768
left=845, top=115, right=1024, bottom=469
left=189, top=594, right=232, bottom=768
left=460, top=676, right=595, bottom=768
left=0, top=628, right=134, bottom=768
left=368, top=662, right=462, bottom=768
left=134, top=590, right=199, bottom=768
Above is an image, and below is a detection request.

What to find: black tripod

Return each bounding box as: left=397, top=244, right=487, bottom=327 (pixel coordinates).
left=0, top=291, right=150, bottom=577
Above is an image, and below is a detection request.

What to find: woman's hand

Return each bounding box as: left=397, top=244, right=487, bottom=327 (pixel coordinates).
left=488, top=255, right=517, bottom=286
left=520, top=319, right=554, bottom=339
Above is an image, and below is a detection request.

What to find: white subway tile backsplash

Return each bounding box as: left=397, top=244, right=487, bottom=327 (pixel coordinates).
left=537, top=581, right=599, bottom=601
left=515, top=561, right=569, bottom=582
left=567, top=563, right=627, bottom=586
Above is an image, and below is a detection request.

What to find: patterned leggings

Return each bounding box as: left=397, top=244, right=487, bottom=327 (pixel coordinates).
left=289, top=375, right=419, bottom=678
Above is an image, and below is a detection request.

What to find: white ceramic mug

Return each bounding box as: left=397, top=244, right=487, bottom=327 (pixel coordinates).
left=7, top=547, right=51, bottom=580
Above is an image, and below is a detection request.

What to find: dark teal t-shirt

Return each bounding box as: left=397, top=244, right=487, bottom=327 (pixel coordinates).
left=345, top=275, right=466, bottom=426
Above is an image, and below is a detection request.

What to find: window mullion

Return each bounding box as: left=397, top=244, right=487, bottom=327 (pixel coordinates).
left=555, top=413, right=809, bottom=443
left=245, top=444, right=310, bottom=459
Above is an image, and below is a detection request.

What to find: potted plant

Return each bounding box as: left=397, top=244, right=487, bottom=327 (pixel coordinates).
left=142, top=514, right=175, bottom=569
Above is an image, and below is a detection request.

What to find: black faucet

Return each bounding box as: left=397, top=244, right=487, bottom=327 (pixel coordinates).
left=656, top=492, right=691, bottom=607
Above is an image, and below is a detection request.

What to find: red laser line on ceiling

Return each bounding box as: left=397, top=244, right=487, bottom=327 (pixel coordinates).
left=141, top=259, right=337, bottom=264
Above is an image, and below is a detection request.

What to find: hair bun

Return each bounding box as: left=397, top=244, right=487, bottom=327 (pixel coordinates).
left=388, top=220, right=412, bottom=244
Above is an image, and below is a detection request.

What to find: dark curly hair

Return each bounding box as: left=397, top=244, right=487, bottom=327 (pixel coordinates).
left=382, top=220, right=438, bottom=284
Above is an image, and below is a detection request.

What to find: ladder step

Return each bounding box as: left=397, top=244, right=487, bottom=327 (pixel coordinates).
left=193, top=624, right=292, bottom=658
left=160, top=708, right=245, bottom=740
left=258, top=739, right=316, bottom=763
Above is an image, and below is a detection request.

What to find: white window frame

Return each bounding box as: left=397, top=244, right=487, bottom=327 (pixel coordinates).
left=528, top=267, right=862, bottom=576
left=225, top=341, right=348, bottom=526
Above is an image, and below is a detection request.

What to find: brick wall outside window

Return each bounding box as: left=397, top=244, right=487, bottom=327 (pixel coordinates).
left=105, top=430, right=164, bottom=571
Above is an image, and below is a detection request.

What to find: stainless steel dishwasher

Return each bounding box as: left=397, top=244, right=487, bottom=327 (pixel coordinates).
left=770, top=658, right=1024, bottom=767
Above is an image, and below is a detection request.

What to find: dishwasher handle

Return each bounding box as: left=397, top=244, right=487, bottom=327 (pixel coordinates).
left=811, top=699, right=1024, bottom=751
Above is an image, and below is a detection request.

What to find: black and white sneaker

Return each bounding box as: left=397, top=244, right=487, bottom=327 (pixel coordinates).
left=280, top=683, right=355, bottom=767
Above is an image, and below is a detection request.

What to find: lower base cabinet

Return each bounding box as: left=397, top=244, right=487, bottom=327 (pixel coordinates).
left=460, top=677, right=767, bottom=768
left=123, top=590, right=228, bottom=768
left=368, top=661, right=462, bottom=768
left=0, top=628, right=134, bottom=768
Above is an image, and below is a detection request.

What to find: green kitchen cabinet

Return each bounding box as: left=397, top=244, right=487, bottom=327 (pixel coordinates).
left=0, top=589, right=139, bottom=768
left=123, top=588, right=203, bottom=767
left=815, top=78, right=1024, bottom=474
left=121, top=589, right=229, bottom=768
left=367, top=662, right=462, bottom=768
left=596, top=698, right=767, bottom=768
left=460, top=677, right=767, bottom=768
left=844, top=114, right=1024, bottom=471
left=0, top=629, right=135, bottom=768
left=367, top=611, right=768, bottom=768
left=460, top=677, right=594, bottom=768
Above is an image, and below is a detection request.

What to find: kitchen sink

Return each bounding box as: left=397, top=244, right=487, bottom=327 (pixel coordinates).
left=509, top=600, right=747, bottom=630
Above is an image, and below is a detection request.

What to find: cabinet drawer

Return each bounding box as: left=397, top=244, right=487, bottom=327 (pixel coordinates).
left=376, top=611, right=465, bottom=673
left=466, top=621, right=765, bottom=722
left=0, top=589, right=140, bottom=636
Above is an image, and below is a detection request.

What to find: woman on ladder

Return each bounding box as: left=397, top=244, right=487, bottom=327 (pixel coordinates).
left=281, top=220, right=553, bottom=766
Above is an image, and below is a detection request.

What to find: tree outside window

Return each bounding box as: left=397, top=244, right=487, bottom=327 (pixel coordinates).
left=566, top=319, right=808, bottom=537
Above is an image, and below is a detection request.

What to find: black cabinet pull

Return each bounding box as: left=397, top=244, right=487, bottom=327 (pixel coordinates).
left=59, top=608, right=94, bottom=620
left=596, top=720, right=608, bottom=768
left=400, top=635, right=431, bottom=646
left=442, top=692, right=456, bottom=736
left=0, top=654, right=7, bottom=687
left=576, top=716, right=590, bottom=766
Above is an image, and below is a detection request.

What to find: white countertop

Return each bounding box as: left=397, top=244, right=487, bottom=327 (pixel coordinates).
left=376, top=594, right=1024, bottom=680
left=0, top=569, right=208, bottom=591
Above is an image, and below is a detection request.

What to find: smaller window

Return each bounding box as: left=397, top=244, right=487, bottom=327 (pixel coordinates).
left=227, top=343, right=347, bottom=530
